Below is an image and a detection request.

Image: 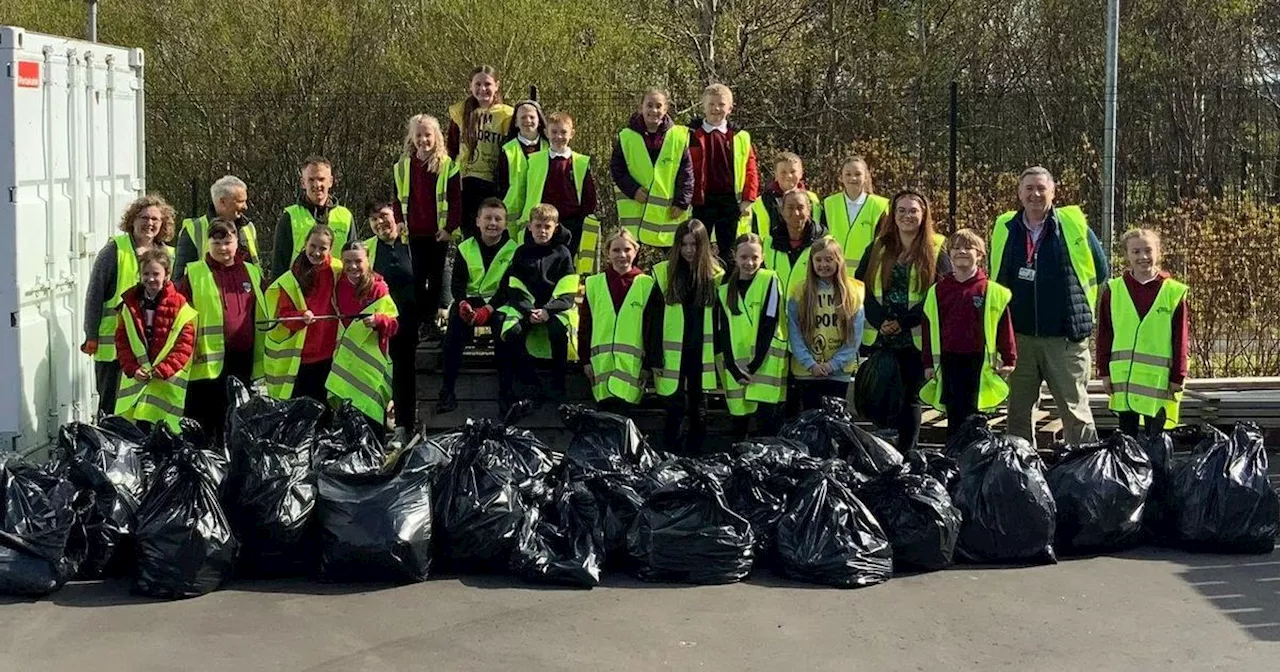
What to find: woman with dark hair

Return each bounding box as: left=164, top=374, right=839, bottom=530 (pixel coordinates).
left=364, top=200, right=419, bottom=441
left=854, top=189, right=952, bottom=452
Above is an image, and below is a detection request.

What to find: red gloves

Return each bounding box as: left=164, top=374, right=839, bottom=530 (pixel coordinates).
left=457, top=301, right=475, bottom=324
left=472, top=305, right=493, bottom=326
left=81, top=340, right=98, bottom=356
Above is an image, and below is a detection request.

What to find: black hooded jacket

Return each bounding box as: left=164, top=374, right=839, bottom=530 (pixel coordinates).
left=493, top=224, right=575, bottom=314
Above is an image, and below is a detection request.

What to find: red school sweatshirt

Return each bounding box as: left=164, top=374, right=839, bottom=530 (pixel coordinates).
left=1096, top=271, right=1189, bottom=384
left=920, top=269, right=1016, bottom=369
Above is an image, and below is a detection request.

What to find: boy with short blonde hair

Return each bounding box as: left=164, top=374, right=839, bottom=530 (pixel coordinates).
left=689, top=83, right=760, bottom=266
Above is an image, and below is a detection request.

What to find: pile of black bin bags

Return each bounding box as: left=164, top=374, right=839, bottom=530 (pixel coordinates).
left=3, top=393, right=1278, bottom=599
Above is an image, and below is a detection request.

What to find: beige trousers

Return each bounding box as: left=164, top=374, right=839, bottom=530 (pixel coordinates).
left=1006, top=335, right=1099, bottom=447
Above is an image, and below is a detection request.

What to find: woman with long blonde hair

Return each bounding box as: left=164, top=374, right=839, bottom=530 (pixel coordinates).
left=853, top=189, right=951, bottom=451
left=786, top=236, right=865, bottom=410
left=394, top=113, right=461, bottom=341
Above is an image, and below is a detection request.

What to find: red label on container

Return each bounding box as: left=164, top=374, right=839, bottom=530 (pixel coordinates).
left=17, top=61, right=40, bottom=88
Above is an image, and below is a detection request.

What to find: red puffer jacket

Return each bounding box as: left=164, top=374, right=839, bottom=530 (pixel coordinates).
left=115, top=282, right=196, bottom=380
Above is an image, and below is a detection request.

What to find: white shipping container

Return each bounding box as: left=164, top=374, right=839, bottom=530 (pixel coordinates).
left=0, top=27, right=145, bottom=457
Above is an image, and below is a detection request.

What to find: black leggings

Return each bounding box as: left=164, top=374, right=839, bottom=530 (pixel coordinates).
left=184, top=349, right=254, bottom=441
left=389, top=310, right=420, bottom=433
left=796, top=378, right=850, bottom=413
left=663, top=371, right=708, bottom=455
left=408, top=235, right=449, bottom=325
left=496, top=315, right=568, bottom=401
left=292, top=359, right=332, bottom=405
left=940, top=352, right=984, bottom=439
left=694, top=193, right=741, bottom=268
left=890, top=347, right=926, bottom=453
left=461, top=177, right=501, bottom=240
left=95, top=361, right=121, bottom=418
left=732, top=403, right=781, bottom=441
left=1117, top=409, right=1168, bottom=439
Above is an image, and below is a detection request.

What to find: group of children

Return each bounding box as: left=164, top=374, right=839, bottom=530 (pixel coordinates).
left=81, top=65, right=1189, bottom=454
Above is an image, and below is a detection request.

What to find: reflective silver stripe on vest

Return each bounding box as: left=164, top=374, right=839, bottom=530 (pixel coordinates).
left=724, top=387, right=747, bottom=400
left=589, top=343, right=645, bottom=358
left=196, top=351, right=226, bottom=364
left=198, top=326, right=225, bottom=338
left=640, top=220, right=680, bottom=234
left=619, top=216, right=643, bottom=228
left=598, top=370, right=644, bottom=389
left=1112, top=381, right=1174, bottom=400
left=267, top=348, right=305, bottom=360
left=768, top=346, right=788, bottom=360
left=646, top=194, right=674, bottom=207
left=343, top=341, right=389, bottom=373
left=140, top=395, right=187, bottom=419
left=329, top=363, right=385, bottom=402
left=1110, top=350, right=1172, bottom=368
left=264, top=374, right=295, bottom=388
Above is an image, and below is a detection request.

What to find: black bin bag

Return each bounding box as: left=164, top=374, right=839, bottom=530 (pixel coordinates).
left=951, top=431, right=1057, bottom=564
left=435, top=407, right=558, bottom=571
left=513, top=479, right=603, bottom=587
left=560, top=404, right=662, bottom=476
left=853, top=349, right=905, bottom=429
left=775, top=463, right=893, bottom=587
left=627, top=463, right=755, bottom=584
left=223, top=382, right=327, bottom=577
left=780, top=396, right=903, bottom=475
left=1047, top=433, right=1153, bottom=553
left=0, top=455, right=78, bottom=597
left=724, top=438, right=811, bottom=556
left=133, top=445, right=238, bottom=599
left=314, top=401, right=389, bottom=476
left=316, top=448, right=437, bottom=583
left=1172, top=423, right=1279, bottom=554
left=1141, top=432, right=1177, bottom=542
left=54, top=419, right=148, bottom=579
left=858, top=466, right=961, bottom=572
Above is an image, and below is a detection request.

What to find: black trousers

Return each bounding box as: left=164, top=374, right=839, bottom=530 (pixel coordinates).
left=663, top=370, right=708, bottom=455
left=441, top=305, right=477, bottom=395
left=293, top=359, right=332, bottom=405
left=940, top=352, right=985, bottom=439
left=598, top=398, right=637, bottom=416
left=390, top=309, right=420, bottom=432
left=732, top=403, right=781, bottom=441
left=496, top=315, right=568, bottom=401
left=797, top=378, right=850, bottom=413
left=461, top=177, right=501, bottom=240
left=561, top=215, right=585, bottom=261
left=1118, top=408, right=1168, bottom=439
left=890, top=347, right=926, bottom=453
left=95, top=360, right=121, bottom=417
left=185, top=349, right=254, bottom=441
left=408, top=235, right=449, bottom=327
left=693, top=193, right=742, bottom=268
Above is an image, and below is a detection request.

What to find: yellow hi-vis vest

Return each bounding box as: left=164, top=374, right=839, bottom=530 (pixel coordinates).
left=457, top=237, right=518, bottom=301
left=823, top=192, right=890, bottom=274
left=1106, top=277, right=1188, bottom=427
left=262, top=258, right=343, bottom=399
left=750, top=190, right=822, bottom=236
left=326, top=293, right=399, bottom=424
left=448, top=102, right=515, bottom=182
left=184, top=260, right=268, bottom=382
left=861, top=233, right=947, bottom=349
left=790, top=277, right=866, bottom=378
left=615, top=126, right=691, bottom=247
left=394, top=155, right=456, bottom=235
left=918, top=280, right=1013, bottom=413
left=585, top=273, right=654, bottom=403
left=285, top=204, right=354, bottom=263
left=115, top=302, right=198, bottom=430
left=726, top=130, right=756, bottom=237
left=181, top=215, right=260, bottom=262
left=497, top=274, right=582, bottom=361
left=990, top=205, right=1100, bottom=316
left=718, top=270, right=788, bottom=415
left=94, top=236, right=175, bottom=362
left=501, top=137, right=549, bottom=223
left=521, top=150, right=601, bottom=274
left=761, top=239, right=814, bottom=341
left=652, top=260, right=721, bottom=396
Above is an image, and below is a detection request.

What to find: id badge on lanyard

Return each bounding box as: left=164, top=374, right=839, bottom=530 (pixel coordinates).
left=1019, top=232, right=1041, bottom=282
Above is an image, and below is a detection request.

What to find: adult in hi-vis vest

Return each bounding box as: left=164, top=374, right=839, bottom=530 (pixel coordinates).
left=689, top=83, right=760, bottom=267
left=650, top=219, right=724, bottom=455
left=580, top=229, right=654, bottom=410
left=447, top=65, right=515, bottom=239
left=365, top=201, right=422, bottom=443
left=498, top=98, right=549, bottom=227
left=763, top=190, right=830, bottom=340
left=82, top=195, right=178, bottom=417
left=113, top=249, right=197, bottom=431
left=174, top=175, right=261, bottom=280
left=854, top=190, right=952, bottom=453
left=177, top=218, right=267, bottom=440
left=271, top=156, right=354, bottom=278
left=437, top=198, right=518, bottom=414
left=919, top=229, right=1017, bottom=437
left=990, top=166, right=1110, bottom=448
left=264, top=225, right=343, bottom=403
left=610, top=88, right=694, bottom=248
left=395, top=114, right=462, bottom=340
left=1097, top=228, right=1189, bottom=438
left=824, top=156, right=890, bottom=276
left=327, top=240, right=400, bottom=428
left=520, top=112, right=601, bottom=274
left=716, top=234, right=788, bottom=439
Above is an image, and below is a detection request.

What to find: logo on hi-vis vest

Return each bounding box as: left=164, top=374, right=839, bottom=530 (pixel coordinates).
left=17, top=61, right=40, bottom=88
left=972, top=295, right=986, bottom=309
left=242, top=282, right=253, bottom=294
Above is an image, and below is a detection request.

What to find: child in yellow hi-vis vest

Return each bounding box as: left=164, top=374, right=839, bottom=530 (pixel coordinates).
left=579, top=229, right=653, bottom=415
left=610, top=88, right=694, bottom=249
left=493, top=204, right=578, bottom=412
left=715, top=233, right=787, bottom=439
left=328, top=240, right=399, bottom=430
left=786, top=236, right=865, bottom=412
left=1097, top=228, right=1190, bottom=438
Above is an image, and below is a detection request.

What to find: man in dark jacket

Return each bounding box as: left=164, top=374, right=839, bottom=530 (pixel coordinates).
left=174, top=175, right=260, bottom=280
left=991, top=166, right=1110, bottom=447
left=271, top=157, right=354, bottom=277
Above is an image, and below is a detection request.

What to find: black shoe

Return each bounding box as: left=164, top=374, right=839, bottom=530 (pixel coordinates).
left=435, top=390, right=458, bottom=414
